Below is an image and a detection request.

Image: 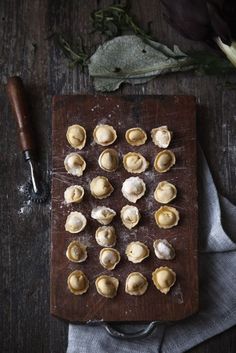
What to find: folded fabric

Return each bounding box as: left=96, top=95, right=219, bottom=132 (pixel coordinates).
left=67, top=147, right=236, bottom=353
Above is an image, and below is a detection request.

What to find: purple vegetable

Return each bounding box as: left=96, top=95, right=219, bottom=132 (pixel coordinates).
left=161, top=0, right=236, bottom=67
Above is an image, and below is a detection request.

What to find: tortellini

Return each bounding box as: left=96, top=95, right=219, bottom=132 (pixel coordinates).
left=66, top=124, right=86, bottom=149
left=95, top=226, right=116, bottom=247
left=99, top=248, right=121, bottom=270
left=67, top=270, right=89, bottom=295
left=123, top=152, right=149, bottom=173
left=120, top=205, right=140, bottom=229
left=154, top=150, right=176, bottom=173
left=154, top=206, right=179, bottom=229
left=62, top=122, right=180, bottom=299
left=95, top=275, right=119, bottom=298
left=154, top=181, right=177, bottom=204
left=91, top=206, right=116, bottom=225
left=125, top=127, right=147, bottom=146
left=152, top=266, right=176, bottom=294
left=93, top=124, right=117, bottom=146
left=125, top=241, right=149, bottom=263
left=66, top=241, right=88, bottom=263
left=153, top=239, right=175, bottom=260
left=64, top=185, right=84, bottom=204
left=90, top=176, right=114, bottom=199
left=125, top=272, right=148, bottom=296
left=65, top=211, right=87, bottom=233
left=122, top=177, right=146, bottom=203
left=98, top=148, right=119, bottom=172
left=64, top=152, right=86, bottom=177
left=151, top=126, right=172, bottom=148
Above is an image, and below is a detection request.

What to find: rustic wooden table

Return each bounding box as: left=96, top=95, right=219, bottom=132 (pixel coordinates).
left=0, top=1, right=236, bottom=352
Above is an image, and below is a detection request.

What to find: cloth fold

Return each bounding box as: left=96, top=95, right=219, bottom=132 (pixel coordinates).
left=67, top=148, right=236, bottom=353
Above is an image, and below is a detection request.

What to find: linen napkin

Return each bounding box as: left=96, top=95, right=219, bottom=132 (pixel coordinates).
left=67, top=147, right=236, bottom=353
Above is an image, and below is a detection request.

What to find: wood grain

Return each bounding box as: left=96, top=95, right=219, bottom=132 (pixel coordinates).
left=51, top=95, right=198, bottom=322
left=0, top=0, right=236, bottom=351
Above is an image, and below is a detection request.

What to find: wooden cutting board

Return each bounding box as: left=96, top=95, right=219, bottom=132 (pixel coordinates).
left=50, top=95, right=198, bottom=323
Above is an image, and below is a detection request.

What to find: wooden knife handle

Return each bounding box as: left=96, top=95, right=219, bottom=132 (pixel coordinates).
left=7, top=76, right=34, bottom=152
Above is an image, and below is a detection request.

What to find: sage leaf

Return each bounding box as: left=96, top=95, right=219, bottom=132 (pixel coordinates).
left=88, top=35, right=195, bottom=91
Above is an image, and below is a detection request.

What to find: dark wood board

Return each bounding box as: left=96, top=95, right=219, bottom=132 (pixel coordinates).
left=50, top=94, right=198, bottom=322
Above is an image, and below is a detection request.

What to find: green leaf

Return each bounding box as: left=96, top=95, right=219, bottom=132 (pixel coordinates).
left=88, top=35, right=195, bottom=91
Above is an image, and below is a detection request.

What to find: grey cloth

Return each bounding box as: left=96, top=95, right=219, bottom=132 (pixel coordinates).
left=67, top=148, right=236, bottom=353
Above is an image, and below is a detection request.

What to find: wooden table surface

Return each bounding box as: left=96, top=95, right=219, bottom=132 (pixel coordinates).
left=0, top=0, right=235, bottom=352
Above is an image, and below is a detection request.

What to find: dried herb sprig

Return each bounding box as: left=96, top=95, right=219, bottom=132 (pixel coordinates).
left=54, top=34, right=88, bottom=69
left=91, top=3, right=152, bottom=40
